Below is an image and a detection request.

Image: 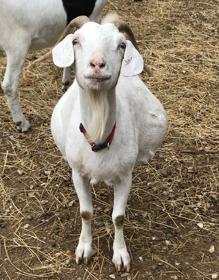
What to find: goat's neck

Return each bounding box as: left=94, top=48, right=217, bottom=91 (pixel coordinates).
left=79, top=87, right=116, bottom=144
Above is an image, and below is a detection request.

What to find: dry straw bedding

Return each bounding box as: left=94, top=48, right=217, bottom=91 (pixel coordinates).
left=0, top=0, right=218, bottom=279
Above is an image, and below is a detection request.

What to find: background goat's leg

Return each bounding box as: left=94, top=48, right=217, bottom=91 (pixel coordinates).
left=112, top=173, right=132, bottom=272
left=2, top=44, right=30, bottom=132
left=72, top=170, right=95, bottom=264
left=62, top=67, right=72, bottom=92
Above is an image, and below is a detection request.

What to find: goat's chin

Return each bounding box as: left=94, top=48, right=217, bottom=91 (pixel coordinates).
left=87, top=82, right=110, bottom=92
left=77, top=77, right=116, bottom=92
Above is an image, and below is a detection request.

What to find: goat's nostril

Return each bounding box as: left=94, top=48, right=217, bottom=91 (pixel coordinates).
left=99, top=62, right=106, bottom=69
left=90, top=62, right=96, bottom=68
left=90, top=59, right=106, bottom=69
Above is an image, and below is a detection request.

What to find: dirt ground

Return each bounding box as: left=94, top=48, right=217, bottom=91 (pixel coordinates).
left=0, top=0, right=218, bottom=279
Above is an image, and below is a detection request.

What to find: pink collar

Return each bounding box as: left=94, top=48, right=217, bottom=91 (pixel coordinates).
left=79, top=123, right=116, bottom=152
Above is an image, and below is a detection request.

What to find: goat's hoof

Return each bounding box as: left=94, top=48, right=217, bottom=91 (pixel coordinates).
left=75, top=242, right=96, bottom=264
left=62, top=81, right=72, bottom=92
left=113, top=248, right=131, bottom=272
left=15, top=118, right=31, bottom=133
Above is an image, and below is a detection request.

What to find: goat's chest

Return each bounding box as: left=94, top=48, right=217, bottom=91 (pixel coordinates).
left=64, top=129, right=137, bottom=185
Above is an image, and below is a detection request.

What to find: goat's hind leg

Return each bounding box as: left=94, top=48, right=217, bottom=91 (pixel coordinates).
left=72, top=170, right=95, bottom=264
left=112, top=173, right=132, bottom=272
left=1, top=44, right=30, bottom=132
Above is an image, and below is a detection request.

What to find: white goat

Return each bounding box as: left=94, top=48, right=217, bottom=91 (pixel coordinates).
left=0, top=0, right=107, bottom=132
left=50, top=15, right=167, bottom=271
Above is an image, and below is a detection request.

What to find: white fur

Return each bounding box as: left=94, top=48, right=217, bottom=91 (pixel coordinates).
left=0, top=0, right=107, bottom=132
left=86, top=91, right=110, bottom=142
left=51, top=22, right=167, bottom=270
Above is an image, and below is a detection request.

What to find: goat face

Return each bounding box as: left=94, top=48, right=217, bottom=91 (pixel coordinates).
left=74, top=23, right=126, bottom=91
left=52, top=22, right=144, bottom=92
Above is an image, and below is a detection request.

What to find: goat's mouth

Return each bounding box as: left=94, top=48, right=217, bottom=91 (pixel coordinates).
left=84, top=74, right=111, bottom=82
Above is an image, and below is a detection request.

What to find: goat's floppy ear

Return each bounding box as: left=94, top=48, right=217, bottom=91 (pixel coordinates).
left=121, top=40, right=144, bottom=77
left=52, top=34, right=75, bottom=68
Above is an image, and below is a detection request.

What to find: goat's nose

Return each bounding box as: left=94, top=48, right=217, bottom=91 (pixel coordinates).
left=89, top=58, right=106, bottom=70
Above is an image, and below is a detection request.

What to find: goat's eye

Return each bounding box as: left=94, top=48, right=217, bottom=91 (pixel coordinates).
left=119, top=42, right=126, bottom=50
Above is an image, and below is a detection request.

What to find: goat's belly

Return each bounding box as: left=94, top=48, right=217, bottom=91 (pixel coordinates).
left=30, top=20, right=66, bottom=49
left=30, top=2, right=67, bottom=49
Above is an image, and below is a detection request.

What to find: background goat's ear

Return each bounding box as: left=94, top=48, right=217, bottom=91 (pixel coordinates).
left=121, top=40, right=144, bottom=77
left=52, top=34, right=75, bottom=68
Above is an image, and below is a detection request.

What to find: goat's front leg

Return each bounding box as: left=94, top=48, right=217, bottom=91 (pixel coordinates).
left=62, top=67, right=72, bottom=92
left=112, top=173, right=132, bottom=272
left=72, top=169, right=95, bottom=264
left=2, top=45, right=30, bottom=132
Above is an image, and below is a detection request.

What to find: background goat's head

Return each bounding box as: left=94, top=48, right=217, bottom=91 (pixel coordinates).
left=52, top=21, right=144, bottom=92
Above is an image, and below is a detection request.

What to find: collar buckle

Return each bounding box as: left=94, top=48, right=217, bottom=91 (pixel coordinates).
left=79, top=123, right=116, bottom=152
